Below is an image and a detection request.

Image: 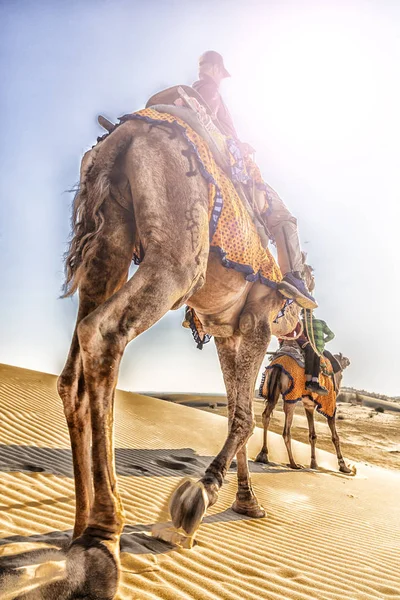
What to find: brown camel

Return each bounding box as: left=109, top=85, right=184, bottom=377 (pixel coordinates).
left=255, top=353, right=354, bottom=473
left=56, top=116, right=307, bottom=597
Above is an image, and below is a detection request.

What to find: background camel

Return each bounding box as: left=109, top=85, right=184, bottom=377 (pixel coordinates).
left=255, top=353, right=353, bottom=473
left=56, top=116, right=305, bottom=598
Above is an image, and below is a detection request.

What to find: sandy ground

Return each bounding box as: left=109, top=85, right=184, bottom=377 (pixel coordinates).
left=152, top=393, right=400, bottom=471
left=1, top=363, right=400, bottom=600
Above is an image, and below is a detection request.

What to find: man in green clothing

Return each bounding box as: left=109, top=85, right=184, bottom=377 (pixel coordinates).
left=303, top=311, right=335, bottom=355
left=298, top=312, right=336, bottom=395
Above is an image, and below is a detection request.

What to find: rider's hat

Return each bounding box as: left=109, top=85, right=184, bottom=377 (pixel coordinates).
left=199, top=51, right=231, bottom=78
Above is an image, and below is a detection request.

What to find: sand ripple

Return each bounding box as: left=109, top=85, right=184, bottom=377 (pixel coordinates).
left=1, top=363, right=399, bottom=599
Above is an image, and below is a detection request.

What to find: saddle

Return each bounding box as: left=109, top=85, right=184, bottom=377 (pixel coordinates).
left=146, top=85, right=214, bottom=116
left=98, top=85, right=271, bottom=248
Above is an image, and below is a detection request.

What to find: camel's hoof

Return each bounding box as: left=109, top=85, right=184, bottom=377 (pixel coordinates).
left=288, top=463, right=303, bottom=470
left=310, top=461, right=319, bottom=470
left=66, top=533, right=120, bottom=600
left=169, top=478, right=209, bottom=536
left=339, top=464, right=356, bottom=475
left=232, top=498, right=266, bottom=519
left=254, top=450, right=269, bottom=464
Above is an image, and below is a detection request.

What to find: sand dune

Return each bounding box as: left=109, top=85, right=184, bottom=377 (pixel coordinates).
left=1, top=363, right=400, bottom=599
left=149, top=393, right=400, bottom=471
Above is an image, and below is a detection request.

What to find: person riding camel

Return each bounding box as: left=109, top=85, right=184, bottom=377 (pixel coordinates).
left=297, top=310, right=338, bottom=395
left=192, top=50, right=317, bottom=311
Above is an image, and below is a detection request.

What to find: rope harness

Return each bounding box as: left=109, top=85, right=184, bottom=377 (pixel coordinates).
left=304, top=308, right=323, bottom=358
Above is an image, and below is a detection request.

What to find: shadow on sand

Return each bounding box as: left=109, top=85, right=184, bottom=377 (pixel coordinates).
left=0, top=443, right=317, bottom=599
left=0, top=444, right=307, bottom=479
left=0, top=507, right=266, bottom=600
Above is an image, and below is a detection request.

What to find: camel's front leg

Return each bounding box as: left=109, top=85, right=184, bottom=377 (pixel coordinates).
left=217, top=336, right=265, bottom=518
left=170, top=286, right=281, bottom=534
left=255, top=366, right=283, bottom=464
left=232, top=445, right=266, bottom=518
left=254, top=401, right=274, bottom=464
left=304, top=403, right=318, bottom=469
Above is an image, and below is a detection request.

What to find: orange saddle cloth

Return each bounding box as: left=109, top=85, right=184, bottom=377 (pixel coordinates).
left=259, top=354, right=337, bottom=418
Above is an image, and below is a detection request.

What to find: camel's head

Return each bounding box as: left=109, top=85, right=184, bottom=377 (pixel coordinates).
left=334, top=352, right=350, bottom=371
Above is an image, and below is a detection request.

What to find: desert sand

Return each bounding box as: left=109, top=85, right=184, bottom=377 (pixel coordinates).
left=151, top=392, right=400, bottom=471
left=1, top=362, right=399, bottom=599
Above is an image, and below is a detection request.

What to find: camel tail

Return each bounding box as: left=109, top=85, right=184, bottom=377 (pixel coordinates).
left=266, top=366, right=282, bottom=407
left=62, top=125, right=134, bottom=297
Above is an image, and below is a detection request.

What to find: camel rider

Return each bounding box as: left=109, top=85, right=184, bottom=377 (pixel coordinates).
left=297, top=311, right=339, bottom=395
left=302, top=310, right=342, bottom=374
left=192, top=51, right=317, bottom=311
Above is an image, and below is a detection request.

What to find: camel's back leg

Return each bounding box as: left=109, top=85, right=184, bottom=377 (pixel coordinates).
left=58, top=197, right=135, bottom=538
left=255, top=366, right=282, bottom=464
left=283, top=401, right=302, bottom=469
left=73, top=136, right=210, bottom=547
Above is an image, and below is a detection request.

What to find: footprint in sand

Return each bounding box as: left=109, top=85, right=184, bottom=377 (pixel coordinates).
left=155, top=458, right=196, bottom=475
left=127, top=465, right=150, bottom=474
left=170, top=455, right=201, bottom=464
left=278, top=567, right=300, bottom=579
left=20, top=464, right=45, bottom=473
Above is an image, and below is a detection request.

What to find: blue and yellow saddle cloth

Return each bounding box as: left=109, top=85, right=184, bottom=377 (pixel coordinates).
left=123, top=108, right=283, bottom=346
left=125, top=108, right=281, bottom=284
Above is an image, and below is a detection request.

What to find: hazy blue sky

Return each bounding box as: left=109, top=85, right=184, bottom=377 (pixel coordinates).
left=1, top=0, right=399, bottom=396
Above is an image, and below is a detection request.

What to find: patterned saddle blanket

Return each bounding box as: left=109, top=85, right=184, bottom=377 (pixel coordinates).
left=259, top=353, right=337, bottom=418
left=121, top=108, right=284, bottom=346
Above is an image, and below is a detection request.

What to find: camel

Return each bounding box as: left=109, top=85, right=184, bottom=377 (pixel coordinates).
left=255, top=352, right=353, bottom=473
left=56, top=113, right=309, bottom=597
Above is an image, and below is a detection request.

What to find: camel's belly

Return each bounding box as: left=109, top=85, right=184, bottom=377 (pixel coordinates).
left=187, top=252, right=252, bottom=337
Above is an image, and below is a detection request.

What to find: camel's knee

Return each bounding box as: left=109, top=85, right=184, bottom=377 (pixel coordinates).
left=245, top=415, right=256, bottom=436
left=77, top=315, right=123, bottom=374
left=264, top=398, right=276, bottom=417
left=249, top=417, right=256, bottom=436
left=282, top=430, right=291, bottom=444
left=57, top=371, right=88, bottom=422
left=58, top=375, right=74, bottom=418
left=77, top=317, right=100, bottom=354
left=57, top=373, right=72, bottom=403
left=309, top=433, right=317, bottom=444
left=262, top=413, right=271, bottom=428
left=231, top=414, right=255, bottom=444
left=58, top=353, right=80, bottom=400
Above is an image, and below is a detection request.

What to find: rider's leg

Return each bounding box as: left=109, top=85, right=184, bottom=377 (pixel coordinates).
left=305, top=352, right=329, bottom=396
left=263, top=184, right=317, bottom=309
left=302, top=342, right=314, bottom=383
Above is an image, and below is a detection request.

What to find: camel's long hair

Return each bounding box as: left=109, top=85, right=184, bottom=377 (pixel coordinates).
left=63, top=126, right=133, bottom=297
left=267, top=366, right=282, bottom=407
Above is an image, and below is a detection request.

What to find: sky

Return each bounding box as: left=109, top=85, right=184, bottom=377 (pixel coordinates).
left=1, top=0, right=399, bottom=396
